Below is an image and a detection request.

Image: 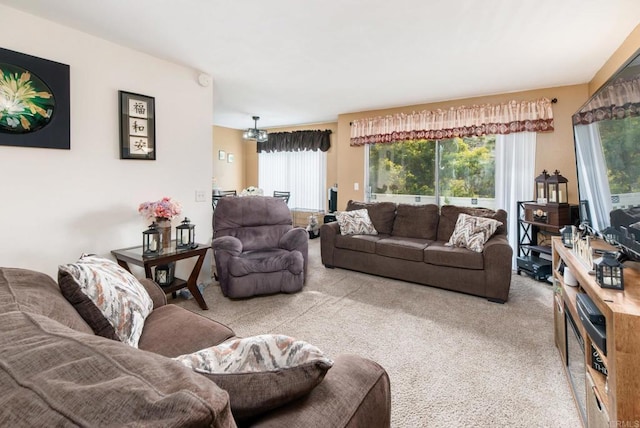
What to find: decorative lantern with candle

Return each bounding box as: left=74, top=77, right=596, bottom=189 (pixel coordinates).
left=546, top=170, right=569, bottom=205
left=155, top=262, right=175, bottom=287
left=535, top=170, right=550, bottom=203
left=595, top=252, right=624, bottom=290
left=143, top=222, right=160, bottom=255
left=561, top=225, right=575, bottom=248
left=176, top=217, right=195, bottom=250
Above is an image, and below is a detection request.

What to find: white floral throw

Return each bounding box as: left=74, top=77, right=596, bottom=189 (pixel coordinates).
left=58, top=255, right=153, bottom=347
left=174, top=334, right=333, bottom=374
left=446, top=213, right=503, bottom=252
left=336, top=209, right=378, bottom=235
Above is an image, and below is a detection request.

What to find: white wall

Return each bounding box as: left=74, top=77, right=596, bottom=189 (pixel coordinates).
left=0, top=6, right=214, bottom=282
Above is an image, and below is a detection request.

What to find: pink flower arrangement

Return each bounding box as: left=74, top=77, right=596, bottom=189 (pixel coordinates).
left=138, top=197, right=182, bottom=221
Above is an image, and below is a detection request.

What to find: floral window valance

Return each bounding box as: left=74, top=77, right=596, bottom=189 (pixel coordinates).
left=350, top=98, right=555, bottom=146
left=573, top=76, right=640, bottom=125
left=257, top=129, right=332, bottom=153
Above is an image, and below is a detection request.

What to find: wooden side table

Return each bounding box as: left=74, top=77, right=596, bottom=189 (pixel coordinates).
left=111, top=243, right=210, bottom=310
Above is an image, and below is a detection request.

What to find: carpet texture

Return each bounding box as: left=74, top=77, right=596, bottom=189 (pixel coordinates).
left=176, top=239, right=580, bottom=427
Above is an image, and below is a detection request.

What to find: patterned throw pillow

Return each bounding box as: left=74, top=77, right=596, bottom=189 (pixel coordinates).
left=58, top=255, right=153, bottom=348
left=336, top=209, right=378, bottom=235
left=174, top=334, right=334, bottom=420
left=446, top=213, right=503, bottom=252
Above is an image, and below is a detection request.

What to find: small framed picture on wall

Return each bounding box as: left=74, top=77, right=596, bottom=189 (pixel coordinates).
left=119, top=91, right=156, bottom=160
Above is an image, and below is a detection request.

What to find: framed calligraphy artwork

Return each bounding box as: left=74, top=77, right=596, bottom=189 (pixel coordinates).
left=119, top=90, right=155, bottom=160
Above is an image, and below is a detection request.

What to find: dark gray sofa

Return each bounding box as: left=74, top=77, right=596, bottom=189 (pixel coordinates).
left=321, top=201, right=513, bottom=303
left=0, top=267, right=391, bottom=427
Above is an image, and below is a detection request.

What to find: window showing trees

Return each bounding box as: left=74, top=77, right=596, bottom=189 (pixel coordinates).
left=367, top=135, right=496, bottom=208
left=598, top=116, right=640, bottom=196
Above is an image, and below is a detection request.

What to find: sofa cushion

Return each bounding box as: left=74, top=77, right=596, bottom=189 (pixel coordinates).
left=335, top=234, right=381, bottom=253
left=138, top=304, right=235, bottom=358
left=0, top=311, right=234, bottom=427
left=228, top=249, right=304, bottom=276
left=58, top=255, right=154, bottom=348
left=336, top=209, right=378, bottom=235
left=174, top=334, right=333, bottom=421
left=446, top=213, right=503, bottom=252
left=346, top=200, right=396, bottom=235
left=0, top=267, right=93, bottom=334
left=424, top=241, right=484, bottom=269
left=375, top=237, right=431, bottom=261
left=437, top=205, right=507, bottom=242
left=392, top=204, right=439, bottom=239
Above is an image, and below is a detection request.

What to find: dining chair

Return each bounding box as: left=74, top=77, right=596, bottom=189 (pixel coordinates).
left=273, top=190, right=290, bottom=204
left=212, top=190, right=237, bottom=210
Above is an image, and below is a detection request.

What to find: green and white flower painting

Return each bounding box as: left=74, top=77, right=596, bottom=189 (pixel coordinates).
left=0, top=63, right=55, bottom=134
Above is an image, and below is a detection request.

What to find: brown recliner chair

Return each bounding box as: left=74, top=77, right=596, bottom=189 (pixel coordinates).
left=212, top=196, right=308, bottom=298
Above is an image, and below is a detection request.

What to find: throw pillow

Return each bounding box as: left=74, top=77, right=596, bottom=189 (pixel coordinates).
left=446, top=213, right=503, bottom=252
left=336, top=209, right=378, bottom=235
left=58, top=255, right=153, bottom=348
left=173, top=334, right=334, bottom=421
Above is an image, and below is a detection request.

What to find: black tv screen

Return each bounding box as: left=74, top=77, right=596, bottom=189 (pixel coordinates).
left=572, top=49, right=640, bottom=260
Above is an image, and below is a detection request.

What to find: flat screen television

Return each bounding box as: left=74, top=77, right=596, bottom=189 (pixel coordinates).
left=572, top=48, right=640, bottom=261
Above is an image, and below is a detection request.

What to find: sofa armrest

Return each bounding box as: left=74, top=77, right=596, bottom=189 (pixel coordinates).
left=212, top=236, right=243, bottom=255
left=279, top=228, right=308, bottom=252
left=139, top=278, right=167, bottom=309
left=320, top=222, right=340, bottom=267
left=482, top=234, right=513, bottom=303
left=249, top=354, right=391, bottom=428
left=280, top=228, right=309, bottom=279
left=211, top=236, right=243, bottom=294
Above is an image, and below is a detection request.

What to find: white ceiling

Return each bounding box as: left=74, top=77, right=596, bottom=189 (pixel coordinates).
left=2, top=0, right=640, bottom=129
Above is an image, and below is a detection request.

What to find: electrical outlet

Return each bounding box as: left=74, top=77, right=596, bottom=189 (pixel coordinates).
left=354, top=182, right=359, bottom=191
left=195, top=190, right=206, bottom=202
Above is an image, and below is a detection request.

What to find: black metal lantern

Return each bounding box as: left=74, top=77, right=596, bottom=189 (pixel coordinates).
left=561, top=225, right=574, bottom=248
left=534, top=170, right=550, bottom=203
left=142, top=222, right=160, bottom=255
left=176, top=217, right=195, bottom=249
left=547, top=170, right=569, bottom=205
left=155, top=262, right=175, bottom=287
left=596, top=252, right=624, bottom=290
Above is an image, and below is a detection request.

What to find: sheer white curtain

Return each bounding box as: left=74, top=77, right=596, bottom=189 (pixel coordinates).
left=495, top=132, right=537, bottom=270
left=574, top=123, right=612, bottom=230
left=258, top=150, right=326, bottom=210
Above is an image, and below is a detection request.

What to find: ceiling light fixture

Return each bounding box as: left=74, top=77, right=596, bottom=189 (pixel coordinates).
left=242, top=115, right=268, bottom=142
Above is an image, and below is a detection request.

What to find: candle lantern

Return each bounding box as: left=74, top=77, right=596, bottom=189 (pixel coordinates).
left=535, top=170, right=550, bottom=203
left=561, top=225, right=574, bottom=248
left=547, top=170, right=569, bottom=205
left=155, top=262, right=175, bottom=287
left=596, top=252, right=624, bottom=290
left=176, top=217, right=195, bottom=250
left=143, top=222, right=160, bottom=255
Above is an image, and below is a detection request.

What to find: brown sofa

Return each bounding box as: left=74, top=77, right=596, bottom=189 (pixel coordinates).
left=0, top=267, right=391, bottom=427
left=321, top=201, right=513, bottom=303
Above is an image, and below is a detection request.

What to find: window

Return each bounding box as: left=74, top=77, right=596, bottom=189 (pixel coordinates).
left=367, top=135, right=496, bottom=208
left=259, top=150, right=326, bottom=210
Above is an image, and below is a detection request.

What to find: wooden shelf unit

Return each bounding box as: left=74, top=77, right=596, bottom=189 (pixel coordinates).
left=517, top=201, right=575, bottom=261
left=552, top=237, right=640, bottom=427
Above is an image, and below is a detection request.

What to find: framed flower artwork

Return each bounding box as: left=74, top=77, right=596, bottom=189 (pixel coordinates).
left=119, top=90, right=155, bottom=160
left=0, top=47, right=70, bottom=150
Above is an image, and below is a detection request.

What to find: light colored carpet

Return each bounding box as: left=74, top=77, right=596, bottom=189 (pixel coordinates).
left=176, top=239, right=580, bottom=427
